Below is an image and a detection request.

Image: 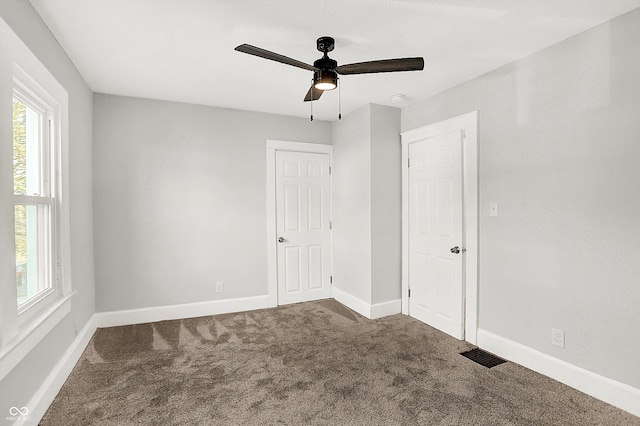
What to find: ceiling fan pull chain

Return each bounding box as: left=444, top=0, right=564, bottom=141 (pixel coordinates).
left=338, top=77, right=342, bottom=120
left=310, top=79, right=314, bottom=121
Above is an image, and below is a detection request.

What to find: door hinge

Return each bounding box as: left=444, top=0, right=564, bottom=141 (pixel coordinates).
left=330, top=276, right=333, bottom=284
left=407, top=158, right=410, bottom=168
left=408, top=288, right=411, bottom=298
left=462, top=130, right=466, bottom=139
left=329, top=166, right=332, bottom=175
left=329, top=221, right=333, bottom=230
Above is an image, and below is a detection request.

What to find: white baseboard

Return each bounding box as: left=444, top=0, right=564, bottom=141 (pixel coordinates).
left=332, top=286, right=400, bottom=319
left=21, top=315, right=97, bottom=426
left=332, top=287, right=371, bottom=318
left=370, top=298, right=402, bottom=319
left=96, top=295, right=271, bottom=328
left=477, top=328, right=640, bottom=418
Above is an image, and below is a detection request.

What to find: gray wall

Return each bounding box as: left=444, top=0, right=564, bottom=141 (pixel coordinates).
left=370, top=105, right=401, bottom=305
left=332, top=104, right=402, bottom=306
left=332, top=105, right=373, bottom=303
left=93, top=94, right=332, bottom=312
left=402, top=9, right=640, bottom=389
left=0, top=0, right=95, bottom=416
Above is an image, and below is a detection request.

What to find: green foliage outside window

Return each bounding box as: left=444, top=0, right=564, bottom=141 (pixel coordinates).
left=13, top=97, right=27, bottom=299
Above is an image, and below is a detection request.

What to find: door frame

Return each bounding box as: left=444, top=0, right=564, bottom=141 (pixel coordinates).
left=266, top=140, right=333, bottom=307
left=401, top=111, right=478, bottom=344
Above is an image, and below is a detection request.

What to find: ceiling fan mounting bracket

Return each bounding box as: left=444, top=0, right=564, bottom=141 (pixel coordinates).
left=316, top=36, right=335, bottom=54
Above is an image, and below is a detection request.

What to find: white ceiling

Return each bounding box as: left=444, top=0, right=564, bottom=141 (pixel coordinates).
left=30, top=0, right=640, bottom=121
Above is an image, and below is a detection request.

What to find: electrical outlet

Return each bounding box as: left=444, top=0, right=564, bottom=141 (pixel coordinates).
left=551, top=328, right=565, bottom=348
left=216, top=281, right=224, bottom=293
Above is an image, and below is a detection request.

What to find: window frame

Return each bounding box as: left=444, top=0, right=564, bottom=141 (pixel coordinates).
left=0, top=17, right=73, bottom=382
left=12, top=83, right=59, bottom=321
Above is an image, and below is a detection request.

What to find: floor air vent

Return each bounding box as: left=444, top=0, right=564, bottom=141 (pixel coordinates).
left=460, top=348, right=506, bottom=368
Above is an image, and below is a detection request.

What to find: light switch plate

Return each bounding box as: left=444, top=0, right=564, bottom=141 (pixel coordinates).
left=489, top=202, right=499, bottom=217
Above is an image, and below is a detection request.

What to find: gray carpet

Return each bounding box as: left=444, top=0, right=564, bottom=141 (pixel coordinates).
left=42, top=300, right=639, bottom=425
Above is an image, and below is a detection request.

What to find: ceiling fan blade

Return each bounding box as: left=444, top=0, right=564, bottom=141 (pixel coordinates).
left=235, top=44, right=318, bottom=72
left=303, top=86, right=323, bottom=102
left=336, top=57, right=424, bottom=75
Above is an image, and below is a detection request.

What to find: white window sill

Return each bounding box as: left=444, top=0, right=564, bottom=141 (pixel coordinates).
left=0, top=291, right=75, bottom=382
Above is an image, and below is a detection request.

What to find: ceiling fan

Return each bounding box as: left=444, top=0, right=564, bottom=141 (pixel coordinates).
left=235, top=36, right=424, bottom=118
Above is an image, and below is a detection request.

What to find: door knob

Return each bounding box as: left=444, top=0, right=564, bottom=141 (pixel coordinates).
left=278, top=237, right=285, bottom=243
left=450, top=246, right=466, bottom=254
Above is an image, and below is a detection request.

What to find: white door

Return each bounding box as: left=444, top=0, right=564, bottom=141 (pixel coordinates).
left=275, top=151, right=332, bottom=305
left=408, top=130, right=464, bottom=339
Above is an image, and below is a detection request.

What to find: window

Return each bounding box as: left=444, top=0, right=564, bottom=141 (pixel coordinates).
left=13, top=88, right=56, bottom=312
left=0, top=17, right=72, bottom=381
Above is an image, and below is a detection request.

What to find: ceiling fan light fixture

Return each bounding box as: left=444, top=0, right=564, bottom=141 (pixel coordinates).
left=314, top=69, right=337, bottom=91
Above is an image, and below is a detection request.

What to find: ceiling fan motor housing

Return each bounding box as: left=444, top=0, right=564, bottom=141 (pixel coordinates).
left=313, top=56, right=337, bottom=70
